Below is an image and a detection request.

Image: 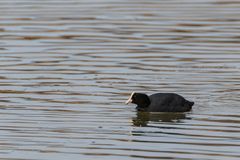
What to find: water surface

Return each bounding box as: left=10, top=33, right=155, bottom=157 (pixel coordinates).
left=0, top=0, right=240, bottom=159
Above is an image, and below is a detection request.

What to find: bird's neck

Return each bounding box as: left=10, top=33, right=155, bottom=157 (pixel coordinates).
left=136, top=102, right=150, bottom=110
left=136, top=106, right=147, bottom=111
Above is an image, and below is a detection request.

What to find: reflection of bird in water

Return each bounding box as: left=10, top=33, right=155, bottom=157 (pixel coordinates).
left=132, top=111, right=188, bottom=127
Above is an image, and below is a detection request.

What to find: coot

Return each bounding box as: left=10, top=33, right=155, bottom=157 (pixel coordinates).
left=126, top=92, right=194, bottom=112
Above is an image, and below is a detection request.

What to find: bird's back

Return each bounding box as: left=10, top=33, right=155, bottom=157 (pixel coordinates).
left=148, top=93, right=193, bottom=112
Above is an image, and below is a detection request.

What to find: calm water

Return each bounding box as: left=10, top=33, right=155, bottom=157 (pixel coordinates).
left=0, top=0, right=240, bottom=159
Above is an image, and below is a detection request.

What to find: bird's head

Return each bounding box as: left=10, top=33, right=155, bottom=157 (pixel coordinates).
left=125, top=92, right=150, bottom=108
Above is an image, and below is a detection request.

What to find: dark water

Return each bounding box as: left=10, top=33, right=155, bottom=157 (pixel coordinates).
left=0, top=0, right=240, bottom=159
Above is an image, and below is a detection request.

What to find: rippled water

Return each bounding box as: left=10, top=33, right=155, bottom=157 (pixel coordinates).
left=0, top=0, right=240, bottom=159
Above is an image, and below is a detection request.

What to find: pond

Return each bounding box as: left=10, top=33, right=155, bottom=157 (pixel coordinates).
left=0, top=0, right=239, bottom=159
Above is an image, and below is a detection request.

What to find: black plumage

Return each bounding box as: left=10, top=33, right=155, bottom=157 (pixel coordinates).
left=126, top=92, right=194, bottom=112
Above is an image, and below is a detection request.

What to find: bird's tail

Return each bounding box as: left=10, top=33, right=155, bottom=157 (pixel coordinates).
left=184, top=100, right=194, bottom=111
left=188, top=101, right=194, bottom=107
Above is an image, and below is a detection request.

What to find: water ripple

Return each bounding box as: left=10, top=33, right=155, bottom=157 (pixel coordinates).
left=0, top=0, right=240, bottom=160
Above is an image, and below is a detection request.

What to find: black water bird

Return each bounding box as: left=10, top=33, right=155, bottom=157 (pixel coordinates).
left=126, top=92, right=194, bottom=112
